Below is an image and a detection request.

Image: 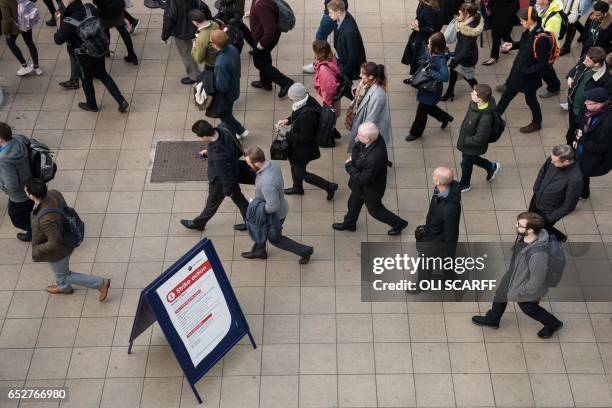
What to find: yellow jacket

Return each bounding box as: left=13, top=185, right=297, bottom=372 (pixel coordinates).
left=191, top=21, right=220, bottom=67
left=540, top=0, right=564, bottom=37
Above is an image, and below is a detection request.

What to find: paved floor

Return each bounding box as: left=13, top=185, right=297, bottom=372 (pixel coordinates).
left=1, top=0, right=612, bottom=407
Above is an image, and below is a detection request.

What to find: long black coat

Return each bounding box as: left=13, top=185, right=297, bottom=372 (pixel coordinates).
left=422, top=181, right=461, bottom=242
left=578, top=108, right=612, bottom=178
left=489, top=0, right=519, bottom=35
left=207, top=124, right=245, bottom=196
left=286, top=97, right=321, bottom=166
left=532, top=158, right=583, bottom=223
left=506, top=25, right=551, bottom=92
left=345, top=136, right=389, bottom=201
left=333, top=12, right=367, bottom=80
left=402, top=2, right=440, bottom=73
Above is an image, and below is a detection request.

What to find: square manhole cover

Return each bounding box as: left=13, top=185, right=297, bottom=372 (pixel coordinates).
left=150, top=141, right=208, bottom=182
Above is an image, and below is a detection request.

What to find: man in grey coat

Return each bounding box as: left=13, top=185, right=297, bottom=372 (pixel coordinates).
left=241, top=147, right=314, bottom=264
left=0, top=122, right=34, bottom=242
left=472, top=211, right=563, bottom=339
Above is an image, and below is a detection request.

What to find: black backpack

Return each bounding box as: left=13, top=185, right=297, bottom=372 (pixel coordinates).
left=23, top=137, right=57, bottom=183
left=544, top=10, right=569, bottom=40
left=488, top=112, right=506, bottom=143
left=64, top=4, right=110, bottom=58
left=317, top=104, right=337, bottom=148
left=37, top=192, right=85, bottom=248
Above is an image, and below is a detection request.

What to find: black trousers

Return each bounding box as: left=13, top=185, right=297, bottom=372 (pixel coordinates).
left=488, top=301, right=561, bottom=327
left=251, top=218, right=312, bottom=257
left=409, top=102, right=453, bottom=137
left=193, top=179, right=249, bottom=228
left=542, top=65, right=561, bottom=93
left=490, top=31, right=513, bottom=59
left=290, top=163, right=333, bottom=191
left=566, top=110, right=578, bottom=145
left=77, top=54, right=126, bottom=108
left=343, top=191, right=406, bottom=229
left=5, top=31, right=38, bottom=66
left=219, top=105, right=246, bottom=135
left=497, top=86, right=542, bottom=123
left=528, top=195, right=567, bottom=242
left=124, top=10, right=138, bottom=25
left=582, top=176, right=590, bottom=198
left=42, top=0, right=56, bottom=14
left=104, top=25, right=136, bottom=58
left=8, top=199, right=34, bottom=232
left=241, top=22, right=255, bottom=49
left=252, top=47, right=292, bottom=88
left=447, top=69, right=477, bottom=95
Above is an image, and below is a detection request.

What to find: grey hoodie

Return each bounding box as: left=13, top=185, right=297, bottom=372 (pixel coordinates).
left=506, top=229, right=550, bottom=302
left=0, top=135, right=31, bottom=203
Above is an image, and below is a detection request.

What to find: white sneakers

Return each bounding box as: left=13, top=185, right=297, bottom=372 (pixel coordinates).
left=16, top=64, right=42, bottom=76
left=302, top=63, right=315, bottom=74
left=237, top=130, right=249, bottom=140
left=560, top=102, right=569, bottom=111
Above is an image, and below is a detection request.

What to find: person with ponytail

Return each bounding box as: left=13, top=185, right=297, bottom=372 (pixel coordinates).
left=442, top=2, right=484, bottom=101
left=344, top=62, right=391, bottom=152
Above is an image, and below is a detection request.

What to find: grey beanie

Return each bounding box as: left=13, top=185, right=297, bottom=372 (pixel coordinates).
left=288, top=83, right=308, bottom=101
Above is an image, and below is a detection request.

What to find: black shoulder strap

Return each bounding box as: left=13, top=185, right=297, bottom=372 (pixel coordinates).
left=219, top=125, right=244, bottom=155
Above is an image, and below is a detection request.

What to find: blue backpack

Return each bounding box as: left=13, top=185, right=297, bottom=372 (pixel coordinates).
left=37, top=192, right=85, bottom=248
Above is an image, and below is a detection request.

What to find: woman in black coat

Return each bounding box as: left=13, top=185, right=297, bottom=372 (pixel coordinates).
left=402, top=0, right=442, bottom=81
left=93, top=0, right=138, bottom=64
left=574, top=90, right=612, bottom=199
left=275, top=84, right=338, bottom=199
left=482, top=0, right=519, bottom=65
left=442, top=2, right=484, bottom=101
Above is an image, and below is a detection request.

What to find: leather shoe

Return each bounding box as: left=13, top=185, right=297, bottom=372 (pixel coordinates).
left=278, top=81, right=294, bottom=98
left=78, top=102, right=98, bottom=112
left=284, top=187, right=304, bottom=195
left=537, top=321, right=563, bottom=339
left=47, top=285, right=74, bottom=295
left=124, top=55, right=138, bottom=65
left=471, top=315, right=500, bottom=329
left=16, top=232, right=32, bottom=242
left=59, top=79, right=79, bottom=89
left=332, top=223, right=356, bottom=232
left=45, top=17, right=56, bottom=27
left=181, top=77, right=196, bottom=85
left=326, top=183, right=338, bottom=201
left=180, top=219, right=205, bottom=231
left=233, top=223, right=247, bottom=231
left=405, top=133, right=422, bottom=142
left=118, top=100, right=129, bottom=113
left=519, top=122, right=541, bottom=133
left=241, top=248, right=268, bottom=259
left=387, top=220, right=408, bottom=236
left=99, top=278, right=110, bottom=302
left=299, top=247, right=314, bottom=264
left=251, top=80, right=272, bottom=91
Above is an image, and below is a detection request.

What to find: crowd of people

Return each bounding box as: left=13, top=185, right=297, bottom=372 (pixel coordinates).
left=1, top=0, right=611, bottom=340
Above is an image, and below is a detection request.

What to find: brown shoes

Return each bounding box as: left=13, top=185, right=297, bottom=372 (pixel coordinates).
left=99, top=278, right=111, bottom=302
left=46, top=285, right=74, bottom=295
left=519, top=122, right=542, bottom=133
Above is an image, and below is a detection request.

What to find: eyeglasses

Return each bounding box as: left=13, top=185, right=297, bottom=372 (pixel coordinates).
left=515, top=223, right=528, bottom=228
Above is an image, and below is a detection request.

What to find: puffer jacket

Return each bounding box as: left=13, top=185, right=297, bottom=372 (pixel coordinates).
left=453, top=14, right=484, bottom=68
left=313, top=58, right=341, bottom=106
left=0, top=0, right=20, bottom=36
left=506, top=230, right=550, bottom=302
left=539, top=0, right=564, bottom=37
left=456, top=97, right=497, bottom=156
left=0, top=135, right=32, bottom=203
left=31, top=191, right=74, bottom=263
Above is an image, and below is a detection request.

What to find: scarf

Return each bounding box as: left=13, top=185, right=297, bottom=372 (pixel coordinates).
left=344, top=80, right=373, bottom=130
left=292, top=95, right=309, bottom=111
left=582, top=104, right=609, bottom=134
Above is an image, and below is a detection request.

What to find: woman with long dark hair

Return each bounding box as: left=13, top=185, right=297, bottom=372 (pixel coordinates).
left=402, top=0, right=442, bottom=82
left=406, top=32, right=454, bottom=141
left=482, top=0, right=519, bottom=65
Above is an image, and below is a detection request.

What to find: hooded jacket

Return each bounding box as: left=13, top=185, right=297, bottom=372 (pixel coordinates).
left=313, top=58, right=341, bottom=106
left=0, top=0, right=19, bottom=36
left=423, top=181, right=462, bottom=243
left=453, top=14, right=484, bottom=68
left=539, top=0, right=564, bottom=37
left=0, top=135, right=32, bottom=203
left=532, top=157, right=583, bottom=223
left=457, top=97, right=497, bottom=156
left=54, top=0, right=87, bottom=53
left=506, top=229, right=550, bottom=302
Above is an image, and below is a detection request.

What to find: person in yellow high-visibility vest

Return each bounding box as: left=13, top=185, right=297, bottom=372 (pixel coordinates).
left=536, top=0, right=564, bottom=98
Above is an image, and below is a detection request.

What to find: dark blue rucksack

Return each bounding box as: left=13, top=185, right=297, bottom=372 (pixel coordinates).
left=37, top=192, right=85, bottom=248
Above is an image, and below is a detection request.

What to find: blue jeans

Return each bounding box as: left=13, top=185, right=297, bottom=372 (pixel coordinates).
left=460, top=153, right=494, bottom=186
left=50, top=255, right=103, bottom=290
left=315, top=14, right=336, bottom=40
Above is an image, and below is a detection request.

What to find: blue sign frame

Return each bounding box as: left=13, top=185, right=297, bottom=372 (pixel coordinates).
left=128, top=238, right=256, bottom=404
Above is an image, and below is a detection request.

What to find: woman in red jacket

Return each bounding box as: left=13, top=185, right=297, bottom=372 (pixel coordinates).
left=312, top=40, right=342, bottom=117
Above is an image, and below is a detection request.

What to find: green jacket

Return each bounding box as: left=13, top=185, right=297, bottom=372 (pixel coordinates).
left=540, top=0, right=563, bottom=37
left=456, top=98, right=497, bottom=156
left=0, top=0, right=20, bottom=36
left=31, top=191, right=74, bottom=263
left=191, top=21, right=220, bottom=67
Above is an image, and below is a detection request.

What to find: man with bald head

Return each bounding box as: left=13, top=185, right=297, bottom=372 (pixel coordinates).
left=332, top=122, right=408, bottom=235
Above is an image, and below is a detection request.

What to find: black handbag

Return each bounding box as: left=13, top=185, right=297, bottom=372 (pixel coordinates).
left=270, top=129, right=289, bottom=160
left=411, top=62, right=443, bottom=93
left=333, top=73, right=352, bottom=102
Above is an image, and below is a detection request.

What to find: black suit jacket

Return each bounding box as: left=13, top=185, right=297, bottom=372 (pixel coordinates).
left=333, top=12, right=366, bottom=81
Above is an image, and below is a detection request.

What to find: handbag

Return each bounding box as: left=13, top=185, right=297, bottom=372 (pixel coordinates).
left=444, top=17, right=457, bottom=44
left=333, top=73, right=352, bottom=102
left=411, top=62, right=443, bottom=94
left=270, top=129, right=289, bottom=160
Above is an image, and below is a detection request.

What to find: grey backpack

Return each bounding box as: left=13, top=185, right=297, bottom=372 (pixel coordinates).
left=64, top=4, right=110, bottom=58
left=273, top=0, right=295, bottom=32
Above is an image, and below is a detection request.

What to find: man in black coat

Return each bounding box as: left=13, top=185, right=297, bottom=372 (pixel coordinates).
left=180, top=120, right=254, bottom=232
left=574, top=88, right=612, bottom=199
left=580, top=1, right=612, bottom=58
left=54, top=0, right=129, bottom=113
left=496, top=7, right=551, bottom=133
left=327, top=0, right=366, bottom=81
left=332, top=122, right=408, bottom=236
left=565, top=46, right=612, bottom=144
left=275, top=83, right=338, bottom=199
left=162, top=0, right=201, bottom=84
left=529, top=144, right=583, bottom=242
